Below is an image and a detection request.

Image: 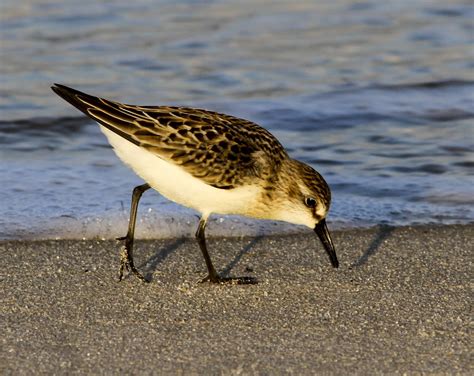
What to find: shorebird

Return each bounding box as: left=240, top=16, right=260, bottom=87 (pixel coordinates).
left=51, top=84, right=338, bottom=283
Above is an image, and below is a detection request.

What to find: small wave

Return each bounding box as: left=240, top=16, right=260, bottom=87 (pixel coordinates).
left=376, top=79, right=474, bottom=90
left=452, top=161, right=474, bottom=169
left=391, top=164, right=448, bottom=174
left=420, top=109, right=474, bottom=122
left=0, top=116, right=91, bottom=134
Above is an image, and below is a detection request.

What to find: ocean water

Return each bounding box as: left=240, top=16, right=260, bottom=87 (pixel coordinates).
left=1, top=0, right=473, bottom=239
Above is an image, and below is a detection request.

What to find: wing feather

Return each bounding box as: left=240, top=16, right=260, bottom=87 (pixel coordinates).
left=51, top=84, right=287, bottom=188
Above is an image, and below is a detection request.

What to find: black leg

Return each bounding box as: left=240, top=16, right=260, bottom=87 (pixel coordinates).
left=195, top=217, right=221, bottom=283
left=117, top=183, right=150, bottom=282
left=195, top=216, right=257, bottom=285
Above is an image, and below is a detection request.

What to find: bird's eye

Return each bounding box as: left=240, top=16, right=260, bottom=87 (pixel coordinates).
left=305, top=197, right=316, bottom=207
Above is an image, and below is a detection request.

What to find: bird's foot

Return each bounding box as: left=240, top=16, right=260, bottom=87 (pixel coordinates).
left=200, top=273, right=257, bottom=285
left=118, top=243, right=149, bottom=283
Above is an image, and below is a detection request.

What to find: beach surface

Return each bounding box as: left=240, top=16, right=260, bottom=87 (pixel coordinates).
left=1, top=225, right=472, bottom=374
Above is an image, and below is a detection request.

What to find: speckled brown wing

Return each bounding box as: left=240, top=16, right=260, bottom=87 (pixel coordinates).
left=51, top=84, right=288, bottom=189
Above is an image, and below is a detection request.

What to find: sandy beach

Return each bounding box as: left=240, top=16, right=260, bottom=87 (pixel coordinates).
left=1, top=224, right=472, bottom=374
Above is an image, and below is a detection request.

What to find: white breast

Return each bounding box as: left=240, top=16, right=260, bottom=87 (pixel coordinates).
left=100, top=126, right=262, bottom=217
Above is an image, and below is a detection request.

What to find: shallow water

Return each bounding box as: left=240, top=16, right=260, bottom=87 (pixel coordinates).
left=1, top=0, right=473, bottom=239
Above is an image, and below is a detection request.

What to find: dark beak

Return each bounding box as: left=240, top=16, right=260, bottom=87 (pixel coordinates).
left=314, top=219, right=339, bottom=268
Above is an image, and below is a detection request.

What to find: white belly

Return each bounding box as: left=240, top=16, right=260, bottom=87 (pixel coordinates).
left=100, top=126, right=261, bottom=217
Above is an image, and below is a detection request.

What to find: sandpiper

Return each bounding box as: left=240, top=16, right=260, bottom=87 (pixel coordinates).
left=51, top=84, right=338, bottom=283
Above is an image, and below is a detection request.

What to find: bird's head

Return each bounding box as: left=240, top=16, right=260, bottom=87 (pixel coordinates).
left=274, top=159, right=338, bottom=268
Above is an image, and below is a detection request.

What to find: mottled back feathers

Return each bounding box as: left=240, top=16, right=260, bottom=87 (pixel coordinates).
left=52, top=84, right=287, bottom=189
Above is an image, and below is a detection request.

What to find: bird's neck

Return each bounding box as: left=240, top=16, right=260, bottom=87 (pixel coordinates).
left=254, top=159, right=303, bottom=215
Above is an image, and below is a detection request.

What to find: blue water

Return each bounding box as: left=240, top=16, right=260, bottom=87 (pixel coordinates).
left=1, top=0, right=473, bottom=239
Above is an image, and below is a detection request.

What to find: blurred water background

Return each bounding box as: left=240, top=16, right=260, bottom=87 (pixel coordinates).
left=1, top=0, right=473, bottom=239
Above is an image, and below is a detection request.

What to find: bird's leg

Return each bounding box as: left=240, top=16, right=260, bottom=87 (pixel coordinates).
left=195, top=217, right=223, bottom=283
left=196, top=217, right=257, bottom=284
left=117, top=183, right=150, bottom=282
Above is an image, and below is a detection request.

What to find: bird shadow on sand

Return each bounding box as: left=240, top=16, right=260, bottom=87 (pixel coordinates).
left=350, top=225, right=395, bottom=268
left=217, top=236, right=264, bottom=284
left=137, top=237, right=186, bottom=281
left=133, top=236, right=262, bottom=284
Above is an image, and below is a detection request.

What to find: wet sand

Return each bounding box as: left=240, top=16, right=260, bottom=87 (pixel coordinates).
left=1, top=225, right=472, bottom=374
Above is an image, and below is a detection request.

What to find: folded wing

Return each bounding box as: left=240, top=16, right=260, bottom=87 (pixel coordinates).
left=51, top=84, right=287, bottom=189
